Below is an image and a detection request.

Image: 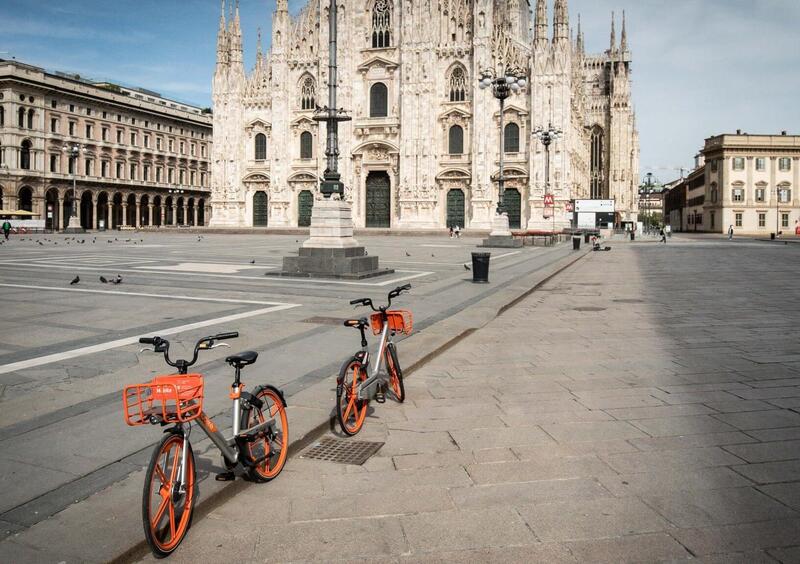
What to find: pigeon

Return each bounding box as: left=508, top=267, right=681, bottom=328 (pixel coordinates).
left=295, top=239, right=299, bottom=243
left=365, top=250, right=369, bottom=256
left=112, top=274, right=123, bottom=285
left=405, top=251, right=411, bottom=257
left=100, top=276, right=108, bottom=283
left=431, top=253, right=435, bottom=257
left=464, top=263, right=471, bottom=271
left=70, top=276, right=80, bottom=285
left=38, top=241, right=43, bottom=246
left=250, top=259, right=255, bottom=264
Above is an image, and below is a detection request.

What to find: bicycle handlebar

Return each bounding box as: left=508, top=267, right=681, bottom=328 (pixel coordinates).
left=138, top=332, right=239, bottom=372
left=349, top=284, right=411, bottom=311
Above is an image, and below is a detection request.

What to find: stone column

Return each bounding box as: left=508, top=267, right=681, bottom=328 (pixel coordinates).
left=160, top=205, right=166, bottom=227
left=121, top=203, right=128, bottom=227
left=192, top=205, right=198, bottom=226
left=182, top=204, right=188, bottom=226
left=57, top=197, right=64, bottom=231
left=135, top=200, right=142, bottom=228
left=148, top=203, right=154, bottom=227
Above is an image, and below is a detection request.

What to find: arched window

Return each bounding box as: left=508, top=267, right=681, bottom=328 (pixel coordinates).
left=300, top=76, right=316, bottom=110
left=0, top=106, right=4, bottom=127
left=448, top=66, right=467, bottom=102
left=27, top=109, right=34, bottom=129
left=448, top=125, right=463, bottom=155
left=504, top=123, right=520, bottom=153
left=18, top=107, right=25, bottom=128
left=370, top=82, right=388, bottom=118
left=18, top=186, right=33, bottom=212
left=254, top=133, right=267, bottom=161
left=371, top=0, right=392, bottom=48
left=590, top=126, right=605, bottom=199
left=20, top=140, right=32, bottom=170
left=300, top=131, right=313, bottom=159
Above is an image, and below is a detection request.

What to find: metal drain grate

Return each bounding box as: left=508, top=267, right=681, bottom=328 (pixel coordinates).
left=613, top=299, right=644, bottom=304
left=572, top=306, right=606, bottom=312
left=300, top=437, right=384, bottom=465
left=302, top=316, right=346, bottom=326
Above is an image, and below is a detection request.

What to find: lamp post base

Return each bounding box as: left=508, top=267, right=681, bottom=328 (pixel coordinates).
left=276, top=198, right=393, bottom=279
left=481, top=213, right=522, bottom=248
left=63, top=215, right=85, bottom=233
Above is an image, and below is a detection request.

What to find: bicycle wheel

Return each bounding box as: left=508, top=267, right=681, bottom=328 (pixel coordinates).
left=336, top=358, right=369, bottom=436
left=142, top=432, right=195, bottom=558
left=244, top=385, right=289, bottom=482
left=385, top=343, right=405, bottom=403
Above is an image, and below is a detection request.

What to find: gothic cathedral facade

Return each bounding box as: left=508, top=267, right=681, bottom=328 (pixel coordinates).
left=210, top=0, right=639, bottom=230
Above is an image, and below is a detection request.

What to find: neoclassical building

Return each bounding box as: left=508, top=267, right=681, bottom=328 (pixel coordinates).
left=0, top=59, right=212, bottom=230
left=210, top=0, right=639, bottom=230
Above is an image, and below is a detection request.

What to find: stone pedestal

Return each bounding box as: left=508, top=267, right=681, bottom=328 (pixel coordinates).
left=64, top=215, right=85, bottom=233
left=278, top=199, right=393, bottom=279
left=481, top=213, right=522, bottom=248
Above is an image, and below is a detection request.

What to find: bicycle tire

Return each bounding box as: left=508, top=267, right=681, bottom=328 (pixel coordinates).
left=142, top=432, right=195, bottom=558
left=244, top=385, right=289, bottom=482
left=336, top=357, right=369, bottom=436
left=386, top=343, right=405, bottom=403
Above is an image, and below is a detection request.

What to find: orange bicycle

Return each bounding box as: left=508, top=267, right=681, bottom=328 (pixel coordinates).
left=123, top=332, right=288, bottom=557
left=337, top=284, right=412, bottom=435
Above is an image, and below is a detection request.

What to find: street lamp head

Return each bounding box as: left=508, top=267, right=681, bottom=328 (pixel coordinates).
left=505, top=75, right=516, bottom=85
left=517, top=77, right=527, bottom=88
left=510, top=83, right=521, bottom=92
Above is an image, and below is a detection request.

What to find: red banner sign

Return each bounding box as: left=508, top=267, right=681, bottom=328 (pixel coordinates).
left=543, top=193, right=555, bottom=207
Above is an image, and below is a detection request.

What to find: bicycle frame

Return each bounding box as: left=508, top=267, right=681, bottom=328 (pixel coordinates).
left=356, top=318, right=391, bottom=401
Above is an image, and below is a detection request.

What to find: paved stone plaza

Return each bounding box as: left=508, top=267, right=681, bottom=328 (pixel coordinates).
left=147, top=236, right=798, bottom=563
left=2, top=234, right=800, bottom=562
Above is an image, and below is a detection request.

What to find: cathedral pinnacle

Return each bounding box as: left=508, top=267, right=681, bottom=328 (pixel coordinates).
left=553, top=0, right=569, bottom=42
left=576, top=14, right=584, bottom=55
left=256, top=27, right=263, bottom=65
left=609, top=11, right=617, bottom=53
left=276, top=0, right=288, bottom=11
left=620, top=10, right=628, bottom=53
left=534, top=0, right=548, bottom=48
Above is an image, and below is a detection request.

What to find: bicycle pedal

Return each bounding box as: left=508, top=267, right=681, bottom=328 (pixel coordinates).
left=375, top=391, right=386, bottom=403
left=215, top=471, right=235, bottom=482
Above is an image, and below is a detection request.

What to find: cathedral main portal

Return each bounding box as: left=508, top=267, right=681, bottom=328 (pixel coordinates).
left=365, top=171, right=391, bottom=228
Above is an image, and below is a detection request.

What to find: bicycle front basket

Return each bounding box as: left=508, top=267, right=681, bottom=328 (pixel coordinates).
left=123, top=374, right=204, bottom=426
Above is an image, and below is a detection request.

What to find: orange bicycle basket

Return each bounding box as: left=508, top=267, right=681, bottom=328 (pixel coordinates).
left=123, top=374, right=204, bottom=426
left=371, top=310, right=413, bottom=336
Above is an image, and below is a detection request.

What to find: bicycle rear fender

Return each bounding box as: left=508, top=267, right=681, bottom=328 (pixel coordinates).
left=249, top=384, right=287, bottom=407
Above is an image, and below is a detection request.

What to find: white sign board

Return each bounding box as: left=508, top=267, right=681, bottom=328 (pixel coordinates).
left=577, top=212, right=596, bottom=229
left=575, top=199, right=615, bottom=213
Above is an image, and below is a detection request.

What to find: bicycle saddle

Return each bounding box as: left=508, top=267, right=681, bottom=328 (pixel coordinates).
left=225, top=350, right=258, bottom=368
left=344, top=317, right=368, bottom=329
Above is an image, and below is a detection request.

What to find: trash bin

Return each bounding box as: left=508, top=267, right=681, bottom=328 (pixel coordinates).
left=471, top=252, right=490, bottom=283
left=630, top=231, right=635, bottom=241
left=584, top=232, right=591, bottom=244
left=572, top=236, right=581, bottom=250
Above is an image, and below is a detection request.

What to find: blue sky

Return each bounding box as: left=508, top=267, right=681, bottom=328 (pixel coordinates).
left=1, top=0, right=798, bottom=183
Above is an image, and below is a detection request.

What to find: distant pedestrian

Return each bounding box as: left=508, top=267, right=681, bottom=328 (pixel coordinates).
left=454, top=225, right=461, bottom=239
left=665, top=224, right=672, bottom=238
left=728, top=225, right=734, bottom=240
left=2, top=219, right=11, bottom=241
left=449, top=226, right=454, bottom=238
left=659, top=228, right=666, bottom=244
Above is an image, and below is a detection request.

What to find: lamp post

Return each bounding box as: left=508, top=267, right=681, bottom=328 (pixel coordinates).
left=62, top=143, right=86, bottom=231
left=478, top=67, right=527, bottom=217
left=533, top=123, right=563, bottom=234
left=313, top=0, right=351, bottom=198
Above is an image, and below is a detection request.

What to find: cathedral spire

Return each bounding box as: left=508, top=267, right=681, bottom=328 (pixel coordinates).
left=534, top=0, right=548, bottom=48
left=620, top=10, right=628, bottom=53
left=229, top=0, right=243, bottom=70
left=576, top=13, right=584, bottom=55
left=216, top=0, right=229, bottom=66
left=256, top=27, right=263, bottom=66
left=553, top=0, right=569, bottom=43
left=609, top=11, right=617, bottom=54
left=276, top=0, right=288, bottom=10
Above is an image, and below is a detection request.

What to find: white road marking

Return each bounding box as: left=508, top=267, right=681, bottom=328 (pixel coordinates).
left=0, top=283, right=287, bottom=305
left=0, top=303, right=301, bottom=376
left=461, top=250, right=522, bottom=267
left=419, top=244, right=472, bottom=248
left=0, top=261, right=432, bottom=286
left=134, top=262, right=268, bottom=274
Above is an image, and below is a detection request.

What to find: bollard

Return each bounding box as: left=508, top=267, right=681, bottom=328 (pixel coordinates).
left=471, top=252, right=490, bottom=283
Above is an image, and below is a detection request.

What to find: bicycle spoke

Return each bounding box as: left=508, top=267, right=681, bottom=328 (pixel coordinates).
left=343, top=396, right=356, bottom=424
left=154, top=463, right=167, bottom=485
left=151, top=495, right=169, bottom=530
left=168, top=502, right=176, bottom=541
